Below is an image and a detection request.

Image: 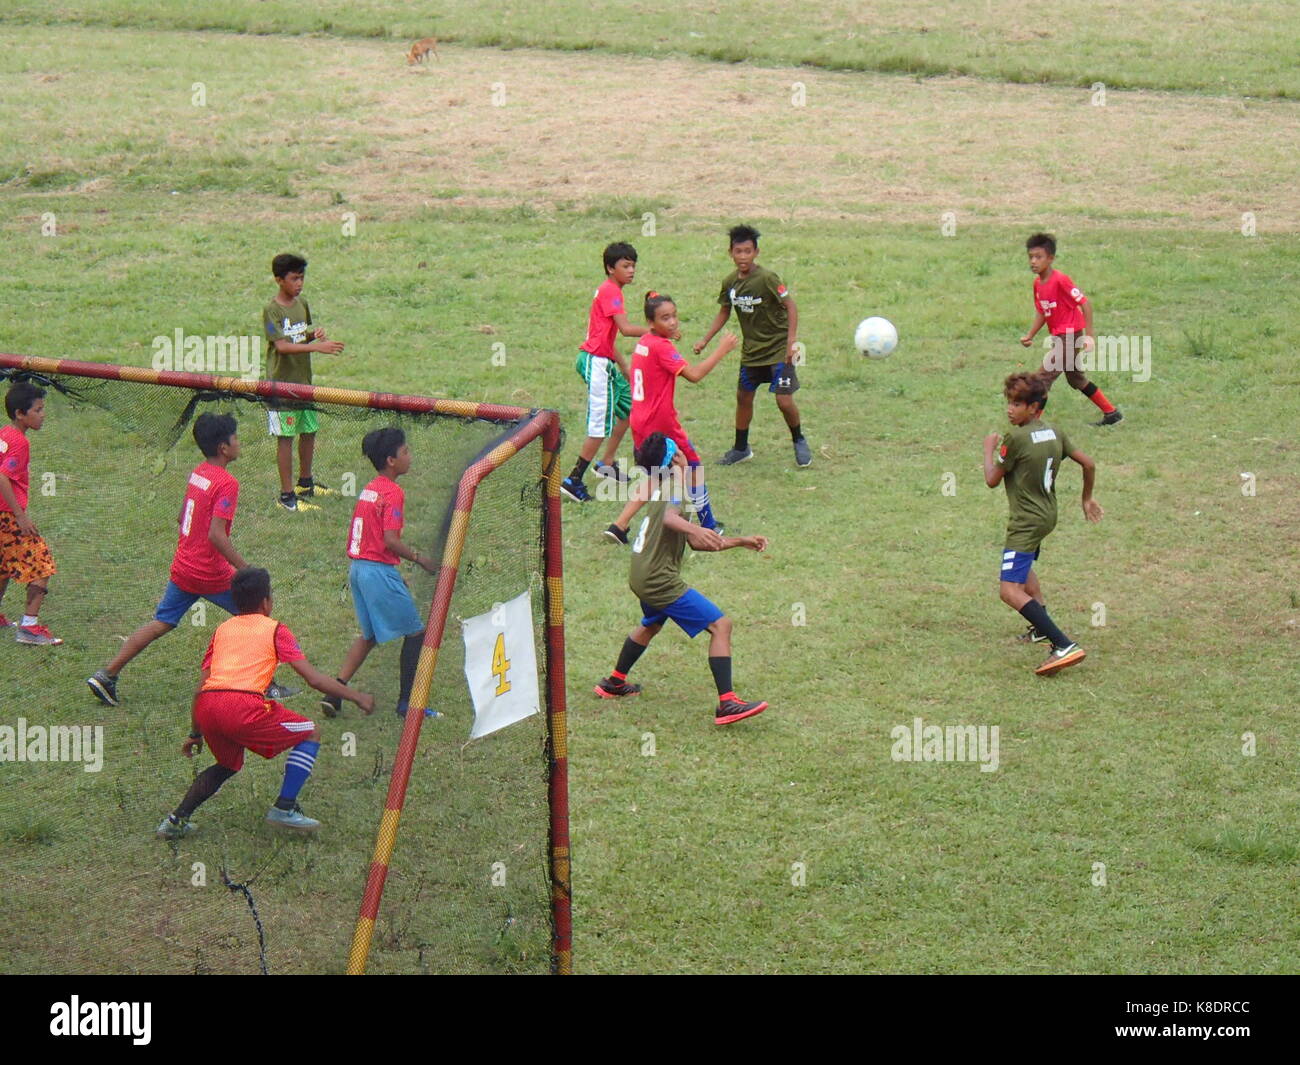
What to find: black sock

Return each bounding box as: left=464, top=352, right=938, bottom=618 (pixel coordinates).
left=614, top=637, right=648, bottom=677
left=399, top=634, right=423, bottom=705
left=708, top=656, right=733, bottom=698
left=789, top=422, right=804, bottom=443
left=1017, top=600, right=1071, bottom=650
left=1080, top=382, right=1098, bottom=398
left=175, top=764, right=237, bottom=819
left=280, top=490, right=295, bottom=501
left=568, top=457, right=591, bottom=483
left=297, top=476, right=314, bottom=488
left=734, top=429, right=749, bottom=452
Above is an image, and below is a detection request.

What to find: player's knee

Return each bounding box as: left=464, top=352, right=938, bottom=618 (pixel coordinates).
left=1067, top=372, right=1090, bottom=390
left=998, top=582, right=1022, bottom=606
left=712, top=615, right=732, bottom=637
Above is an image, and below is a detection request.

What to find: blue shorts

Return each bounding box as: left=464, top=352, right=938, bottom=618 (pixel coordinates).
left=1000, top=547, right=1041, bottom=584
left=639, top=588, right=724, bottom=638
left=738, top=361, right=799, bottom=394
left=349, top=558, right=425, bottom=644
left=154, top=581, right=237, bottom=627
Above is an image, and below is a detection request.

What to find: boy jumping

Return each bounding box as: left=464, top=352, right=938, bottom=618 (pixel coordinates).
left=983, top=372, right=1103, bottom=676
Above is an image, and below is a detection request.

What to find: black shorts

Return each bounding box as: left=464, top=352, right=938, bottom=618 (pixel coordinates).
left=738, top=361, right=799, bottom=395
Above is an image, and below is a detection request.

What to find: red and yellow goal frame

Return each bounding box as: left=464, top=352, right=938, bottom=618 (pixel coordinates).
left=0, top=353, right=572, bottom=975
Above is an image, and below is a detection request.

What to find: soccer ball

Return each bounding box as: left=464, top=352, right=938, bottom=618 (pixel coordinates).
left=855, top=317, right=898, bottom=358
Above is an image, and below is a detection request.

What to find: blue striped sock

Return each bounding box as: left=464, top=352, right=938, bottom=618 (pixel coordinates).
left=689, top=482, right=717, bottom=529
left=277, top=740, right=319, bottom=806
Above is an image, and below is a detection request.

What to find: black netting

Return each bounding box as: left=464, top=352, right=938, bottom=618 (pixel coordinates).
left=0, top=368, right=557, bottom=974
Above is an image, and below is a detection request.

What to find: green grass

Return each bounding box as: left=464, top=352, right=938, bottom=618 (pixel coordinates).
left=1, top=13, right=1298, bottom=975
left=4, top=0, right=1300, bottom=96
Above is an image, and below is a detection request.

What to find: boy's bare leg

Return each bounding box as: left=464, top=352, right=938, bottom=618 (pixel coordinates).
left=734, top=389, right=755, bottom=432
left=104, top=618, right=175, bottom=676
left=611, top=476, right=651, bottom=533
left=775, top=392, right=801, bottom=429
left=298, top=432, right=316, bottom=484
left=276, top=436, right=294, bottom=494
left=336, top=636, right=377, bottom=683
left=1024, top=570, right=1045, bottom=605
left=24, top=579, right=48, bottom=617
left=706, top=615, right=733, bottom=657
left=600, top=418, right=629, bottom=466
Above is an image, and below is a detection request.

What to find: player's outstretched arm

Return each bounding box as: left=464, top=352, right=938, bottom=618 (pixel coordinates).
left=693, top=308, right=732, bottom=354
left=273, top=336, right=344, bottom=356
left=983, top=433, right=1005, bottom=488
left=1069, top=448, right=1103, bottom=522
left=681, top=333, right=737, bottom=383
left=181, top=676, right=208, bottom=757
left=290, top=659, right=376, bottom=714
left=721, top=534, right=768, bottom=552
left=663, top=507, right=725, bottom=551
left=1021, top=308, right=1046, bottom=346
left=612, top=311, right=648, bottom=340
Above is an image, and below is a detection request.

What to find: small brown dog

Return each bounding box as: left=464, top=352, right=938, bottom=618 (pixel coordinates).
left=406, top=37, right=439, bottom=64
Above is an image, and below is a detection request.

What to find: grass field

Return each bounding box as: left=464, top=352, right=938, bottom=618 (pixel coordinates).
left=1, top=4, right=1298, bottom=975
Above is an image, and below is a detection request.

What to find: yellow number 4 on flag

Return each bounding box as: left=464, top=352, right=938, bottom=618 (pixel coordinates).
left=492, top=632, right=512, bottom=696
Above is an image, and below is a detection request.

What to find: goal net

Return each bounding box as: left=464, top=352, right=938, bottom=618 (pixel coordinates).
left=0, top=353, right=570, bottom=975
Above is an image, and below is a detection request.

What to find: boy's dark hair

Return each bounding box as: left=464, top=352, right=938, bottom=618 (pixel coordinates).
left=362, top=427, right=406, bottom=472
left=193, top=412, right=238, bottom=458
left=644, top=291, right=674, bottom=321
left=231, top=567, right=272, bottom=613
left=729, top=224, right=760, bottom=249
left=1026, top=232, right=1056, bottom=256
left=634, top=432, right=670, bottom=472
left=1004, top=372, right=1048, bottom=409
left=5, top=381, right=46, bottom=420
left=602, top=242, right=637, bottom=272
left=272, top=253, right=308, bottom=279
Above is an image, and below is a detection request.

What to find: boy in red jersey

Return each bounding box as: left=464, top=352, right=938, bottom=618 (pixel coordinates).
left=156, top=567, right=374, bottom=838
left=321, top=427, right=438, bottom=719
left=88, top=413, right=248, bottom=706
left=604, top=292, right=737, bottom=544
left=1019, top=233, right=1123, bottom=426
left=0, top=381, right=61, bottom=644
left=561, top=242, right=649, bottom=503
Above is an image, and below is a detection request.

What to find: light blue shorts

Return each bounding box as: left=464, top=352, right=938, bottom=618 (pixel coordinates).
left=349, top=559, right=425, bottom=644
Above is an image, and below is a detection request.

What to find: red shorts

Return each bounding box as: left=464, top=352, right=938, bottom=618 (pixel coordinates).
left=194, top=690, right=315, bottom=771
left=634, top=420, right=701, bottom=466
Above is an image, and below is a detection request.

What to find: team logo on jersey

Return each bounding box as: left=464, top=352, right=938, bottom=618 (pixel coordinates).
left=729, top=288, right=763, bottom=313
left=776, top=284, right=788, bottom=298
left=1030, top=429, right=1058, bottom=443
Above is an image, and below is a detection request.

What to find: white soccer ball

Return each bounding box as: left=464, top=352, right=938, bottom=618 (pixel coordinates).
left=855, top=316, right=898, bottom=358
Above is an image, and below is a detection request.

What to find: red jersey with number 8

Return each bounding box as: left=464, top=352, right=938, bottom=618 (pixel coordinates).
left=348, top=475, right=404, bottom=565
left=630, top=333, right=688, bottom=446
left=170, top=462, right=239, bottom=594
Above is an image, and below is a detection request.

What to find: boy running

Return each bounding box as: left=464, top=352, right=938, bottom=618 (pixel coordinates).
left=1020, top=232, right=1123, bottom=426
left=156, top=567, right=374, bottom=839
left=321, top=427, right=438, bottom=719
left=983, top=372, right=1103, bottom=676
left=0, top=381, right=61, bottom=644
left=88, top=413, right=247, bottom=706
left=594, top=432, right=770, bottom=725
left=263, top=252, right=345, bottom=512
left=561, top=242, right=648, bottom=503
left=694, top=225, right=811, bottom=468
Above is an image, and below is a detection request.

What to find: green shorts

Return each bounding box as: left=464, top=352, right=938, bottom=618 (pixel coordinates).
left=575, top=350, right=631, bottom=438
left=267, top=409, right=319, bottom=438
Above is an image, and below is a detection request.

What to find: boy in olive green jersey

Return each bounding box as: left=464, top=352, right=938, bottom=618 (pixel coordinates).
left=262, top=253, right=345, bottom=512
left=694, top=224, right=810, bottom=468
left=594, top=432, right=771, bottom=725
left=983, top=372, right=1103, bottom=676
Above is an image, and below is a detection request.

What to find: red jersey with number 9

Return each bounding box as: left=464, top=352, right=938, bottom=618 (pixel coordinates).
left=348, top=475, right=404, bottom=565
left=170, top=462, right=240, bottom=594
left=630, top=333, right=688, bottom=447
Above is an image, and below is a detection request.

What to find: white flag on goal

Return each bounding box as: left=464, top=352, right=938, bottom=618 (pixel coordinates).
left=462, top=590, right=540, bottom=740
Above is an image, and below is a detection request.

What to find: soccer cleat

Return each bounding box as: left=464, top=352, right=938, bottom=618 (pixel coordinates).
left=266, top=804, right=321, bottom=833
left=793, top=438, right=813, bottom=468
left=715, top=697, right=768, bottom=725
left=1093, top=409, right=1124, bottom=427
left=1035, top=643, right=1087, bottom=676
left=594, top=461, right=630, bottom=484
left=594, top=677, right=642, bottom=698
left=0, top=614, right=13, bottom=628
left=156, top=816, right=196, bottom=840
left=16, top=624, right=62, bottom=646
left=396, top=701, right=441, bottom=719
left=295, top=479, right=336, bottom=498
left=87, top=670, right=120, bottom=706
left=560, top=477, right=592, bottom=503
left=1015, top=626, right=1049, bottom=644
left=265, top=682, right=300, bottom=701
left=602, top=523, right=629, bottom=545
left=319, top=693, right=343, bottom=718
left=718, top=447, right=754, bottom=466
